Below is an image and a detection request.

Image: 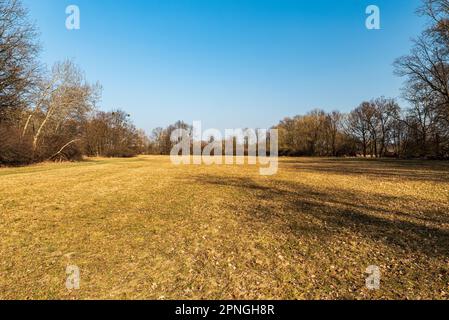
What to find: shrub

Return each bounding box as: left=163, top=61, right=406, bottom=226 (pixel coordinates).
left=0, top=127, right=34, bottom=166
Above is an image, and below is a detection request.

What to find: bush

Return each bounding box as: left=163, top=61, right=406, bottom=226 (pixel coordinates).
left=35, top=135, right=84, bottom=162
left=104, top=148, right=138, bottom=158
left=0, top=127, right=34, bottom=166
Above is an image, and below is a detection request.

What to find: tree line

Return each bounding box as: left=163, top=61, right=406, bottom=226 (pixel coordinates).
left=147, top=0, right=449, bottom=159
left=1, top=0, right=448, bottom=166
left=0, top=0, right=147, bottom=165
left=274, top=96, right=432, bottom=159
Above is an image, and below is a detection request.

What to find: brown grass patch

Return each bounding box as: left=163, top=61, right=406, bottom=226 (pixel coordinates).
left=1, top=156, right=448, bottom=299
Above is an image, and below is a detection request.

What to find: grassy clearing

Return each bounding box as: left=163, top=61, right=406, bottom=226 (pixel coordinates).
left=1, top=156, right=449, bottom=299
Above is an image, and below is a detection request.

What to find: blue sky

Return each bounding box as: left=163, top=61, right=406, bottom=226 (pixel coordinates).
left=23, top=0, right=423, bottom=132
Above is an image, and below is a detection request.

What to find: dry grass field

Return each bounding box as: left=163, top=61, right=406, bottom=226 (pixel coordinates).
left=1, top=156, right=449, bottom=300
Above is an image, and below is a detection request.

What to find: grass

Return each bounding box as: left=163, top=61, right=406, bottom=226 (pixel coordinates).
left=1, top=156, right=449, bottom=300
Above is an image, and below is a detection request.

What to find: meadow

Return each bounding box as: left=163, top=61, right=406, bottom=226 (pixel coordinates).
left=0, top=156, right=448, bottom=299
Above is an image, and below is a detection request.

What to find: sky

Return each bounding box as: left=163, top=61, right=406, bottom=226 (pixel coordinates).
left=23, top=0, right=424, bottom=133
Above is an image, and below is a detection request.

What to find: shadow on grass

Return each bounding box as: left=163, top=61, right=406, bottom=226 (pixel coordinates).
left=194, top=173, right=449, bottom=259
left=281, top=158, right=449, bottom=183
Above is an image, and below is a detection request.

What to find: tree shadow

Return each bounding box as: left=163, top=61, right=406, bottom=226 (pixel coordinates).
left=281, top=158, right=449, bottom=183
left=193, top=174, right=449, bottom=259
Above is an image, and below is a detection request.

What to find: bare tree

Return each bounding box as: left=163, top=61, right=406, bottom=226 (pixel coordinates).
left=346, top=105, right=370, bottom=157
left=83, top=110, right=146, bottom=158
left=23, top=60, right=101, bottom=160
left=325, top=111, right=342, bottom=157
left=371, top=97, right=401, bottom=157
left=394, top=0, right=449, bottom=157
left=0, top=0, right=40, bottom=124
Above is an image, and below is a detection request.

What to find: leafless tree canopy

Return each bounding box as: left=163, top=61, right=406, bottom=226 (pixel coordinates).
left=393, top=0, right=449, bottom=158
left=0, top=0, right=40, bottom=123
left=0, top=1, right=147, bottom=165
